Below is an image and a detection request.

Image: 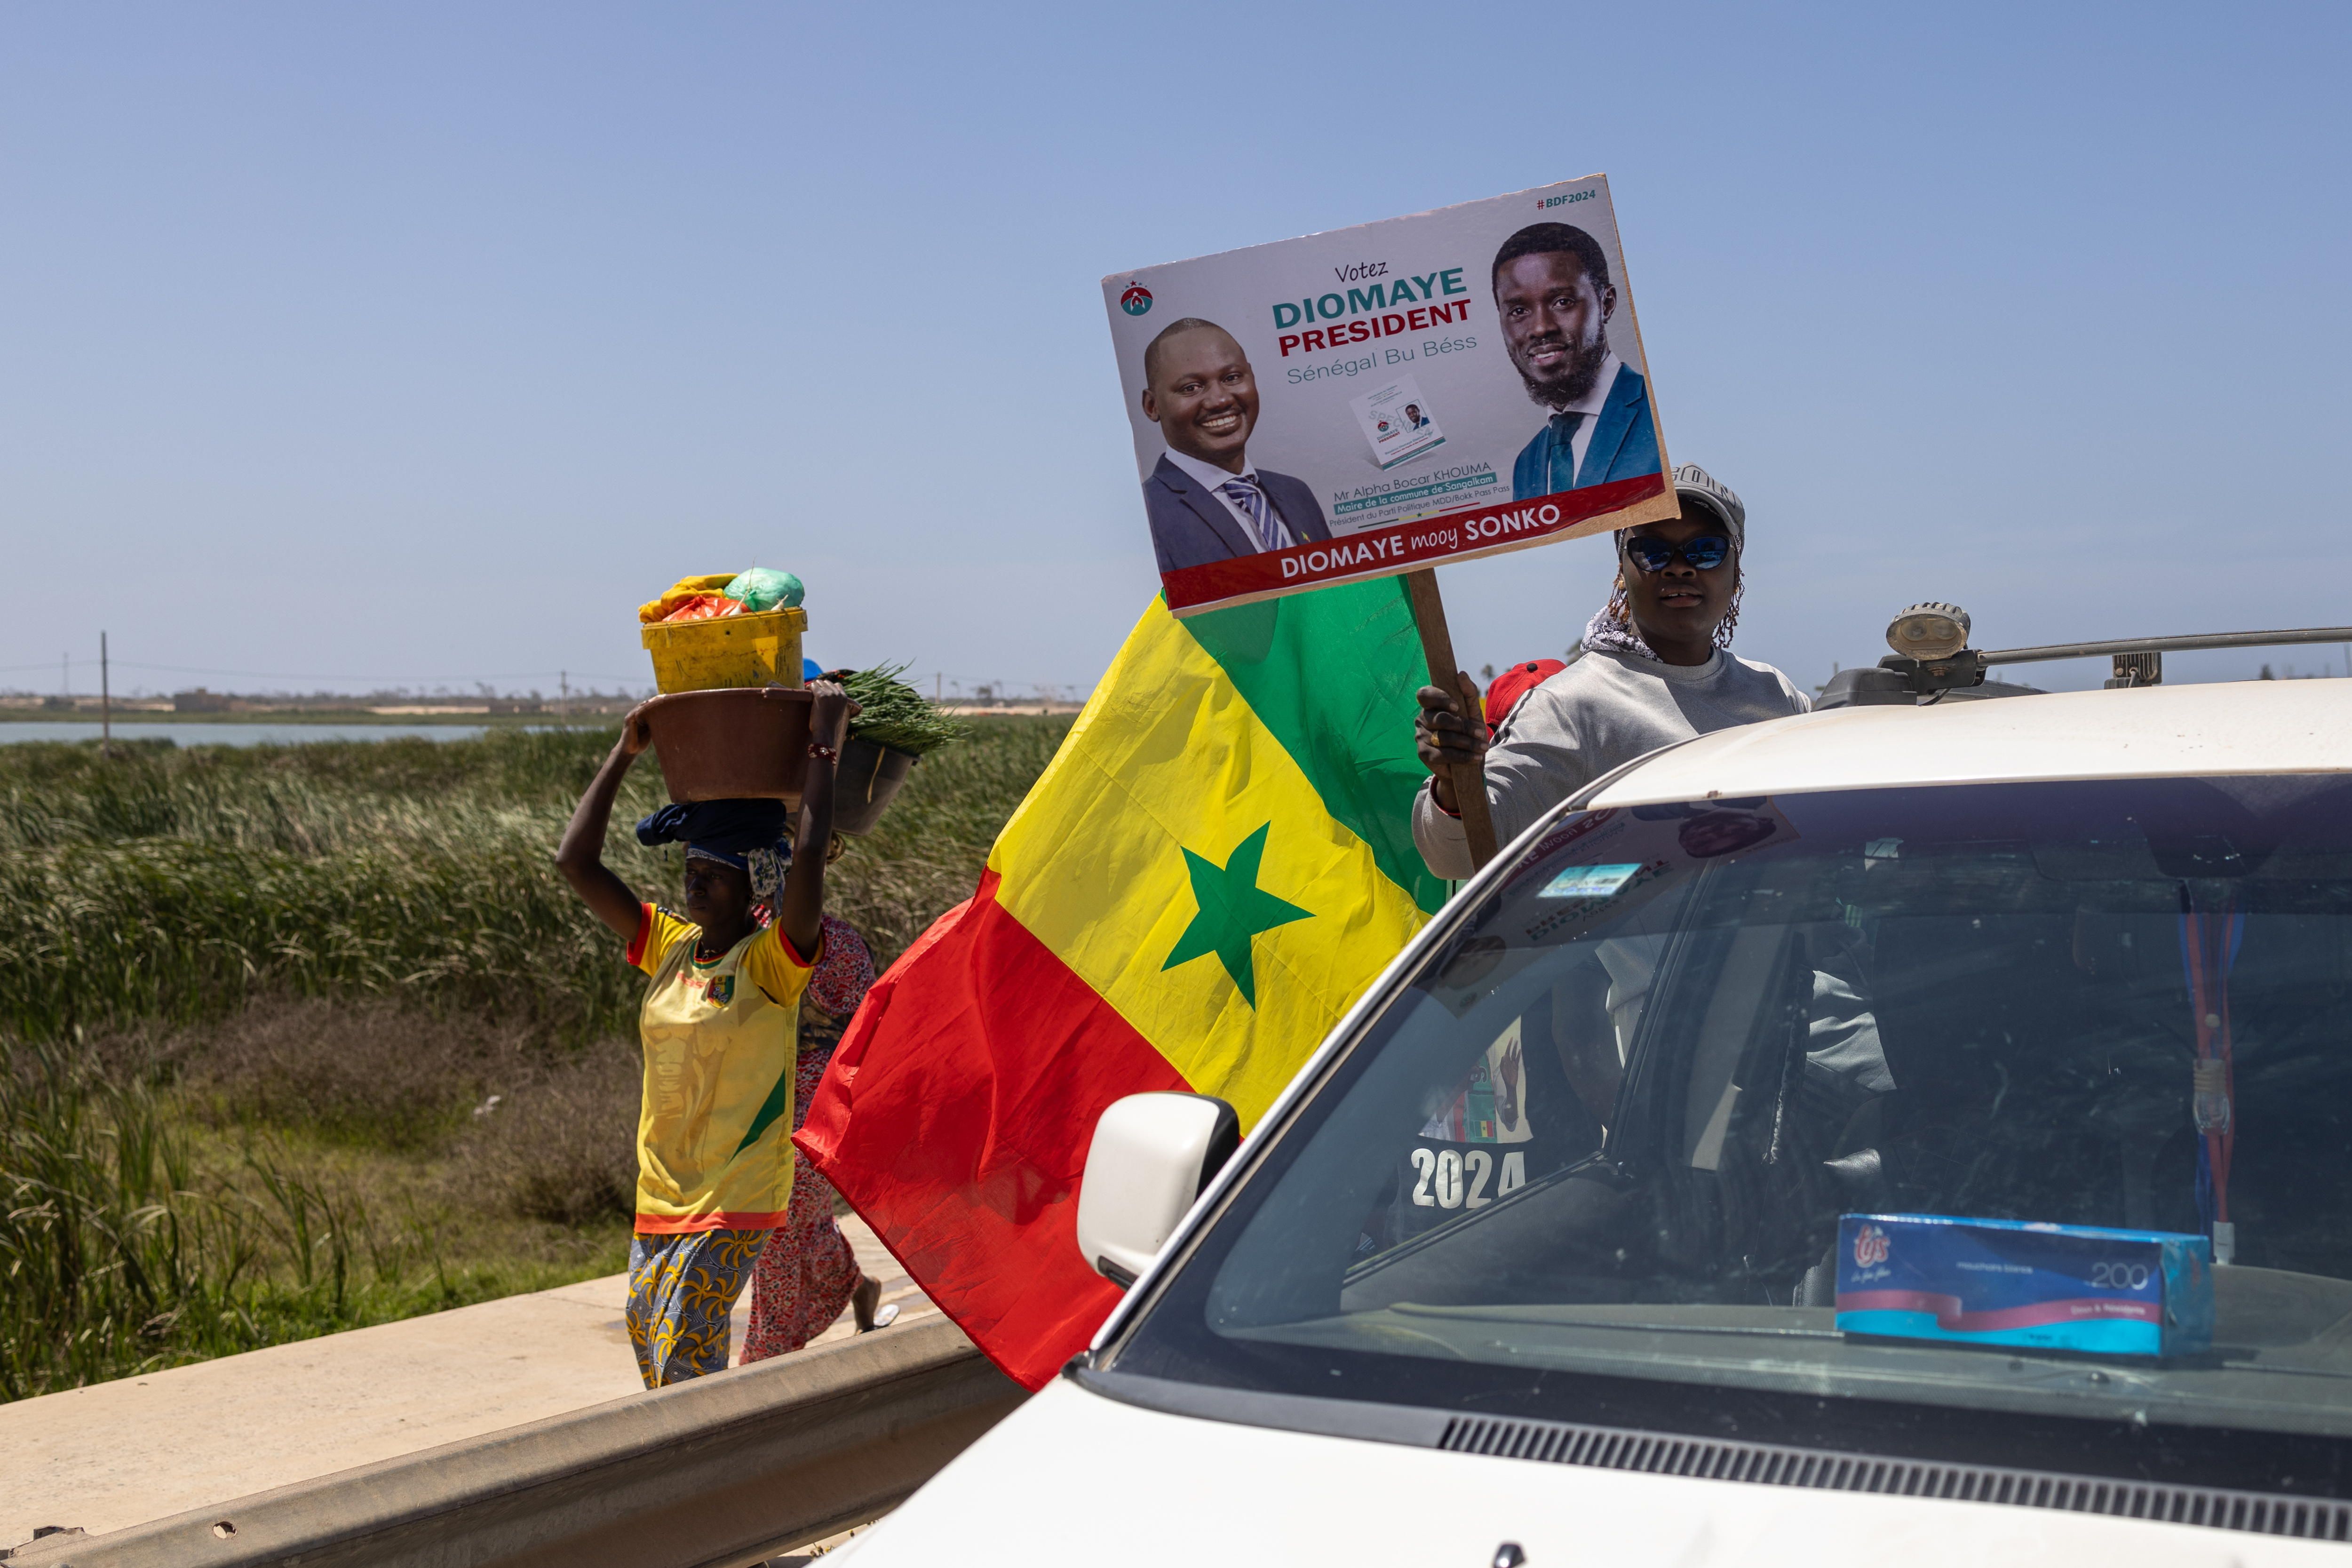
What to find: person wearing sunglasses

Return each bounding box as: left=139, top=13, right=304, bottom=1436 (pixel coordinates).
left=1411, top=462, right=1811, bottom=881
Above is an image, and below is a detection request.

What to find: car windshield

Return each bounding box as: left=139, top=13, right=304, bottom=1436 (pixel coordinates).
left=1110, top=775, right=2352, bottom=1448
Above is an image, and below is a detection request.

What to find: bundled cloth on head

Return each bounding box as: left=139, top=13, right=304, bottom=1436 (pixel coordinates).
left=1581, top=462, right=1748, bottom=662
left=636, top=800, right=793, bottom=917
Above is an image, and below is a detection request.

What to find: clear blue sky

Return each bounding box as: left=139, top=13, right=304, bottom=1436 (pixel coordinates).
left=4, top=2, right=2346, bottom=701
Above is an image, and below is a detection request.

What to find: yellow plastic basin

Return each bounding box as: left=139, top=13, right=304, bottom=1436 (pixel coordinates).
left=640, top=606, right=807, bottom=694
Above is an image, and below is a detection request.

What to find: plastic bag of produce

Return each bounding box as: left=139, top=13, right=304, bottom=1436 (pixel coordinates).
left=661, top=593, right=742, bottom=622
left=725, top=567, right=804, bottom=613
left=639, top=573, right=737, bottom=623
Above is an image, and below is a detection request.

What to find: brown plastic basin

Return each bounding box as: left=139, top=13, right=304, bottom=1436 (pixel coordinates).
left=642, top=687, right=812, bottom=804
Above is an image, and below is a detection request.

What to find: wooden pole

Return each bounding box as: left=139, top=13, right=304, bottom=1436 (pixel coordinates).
left=1402, top=569, right=1499, bottom=870
left=100, top=631, right=111, bottom=759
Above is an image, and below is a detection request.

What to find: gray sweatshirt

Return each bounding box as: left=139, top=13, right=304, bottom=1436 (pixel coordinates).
left=1412, top=646, right=1812, bottom=879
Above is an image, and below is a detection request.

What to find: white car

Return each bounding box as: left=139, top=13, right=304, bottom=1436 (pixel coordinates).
left=849, top=661, right=2352, bottom=1566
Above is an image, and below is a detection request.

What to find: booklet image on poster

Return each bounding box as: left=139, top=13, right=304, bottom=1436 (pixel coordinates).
left=1104, top=175, right=1676, bottom=616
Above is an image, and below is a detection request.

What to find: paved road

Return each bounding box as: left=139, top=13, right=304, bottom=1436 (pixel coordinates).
left=0, top=1218, right=932, bottom=1550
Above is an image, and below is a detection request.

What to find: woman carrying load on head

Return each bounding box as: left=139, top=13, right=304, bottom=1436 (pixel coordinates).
left=555, top=681, right=852, bottom=1389
left=738, top=899, right=898, bottom=1361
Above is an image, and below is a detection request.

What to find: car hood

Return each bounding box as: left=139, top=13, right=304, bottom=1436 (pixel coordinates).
left=836, top=1376, right=2306, bottom=1567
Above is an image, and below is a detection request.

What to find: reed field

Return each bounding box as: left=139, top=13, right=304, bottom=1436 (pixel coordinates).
left=0, top=716, right=1069, bottom=1399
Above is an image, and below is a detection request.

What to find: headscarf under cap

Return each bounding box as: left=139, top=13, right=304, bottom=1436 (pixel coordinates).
left=636, top=799, right=794, bottom=917
left=683, top=843, right=790, bottom=915
left=1582, top=462, right=1746, bottom=661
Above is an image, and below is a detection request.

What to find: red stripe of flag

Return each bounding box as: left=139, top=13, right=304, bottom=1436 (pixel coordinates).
left=795, top=869, right=1191, bottom=1388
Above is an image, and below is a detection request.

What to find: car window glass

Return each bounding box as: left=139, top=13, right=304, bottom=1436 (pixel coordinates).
left=1119, top=778, right=2352, bottom=1447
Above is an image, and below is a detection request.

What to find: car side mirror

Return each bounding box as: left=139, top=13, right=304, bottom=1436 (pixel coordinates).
left=1076, top=1092, right=1240, bottom=1289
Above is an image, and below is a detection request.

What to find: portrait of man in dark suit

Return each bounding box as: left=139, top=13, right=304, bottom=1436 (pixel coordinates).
left=1138, top=317, right=1332, bottom=574
left=1493, top=223, right=1662, bottom=502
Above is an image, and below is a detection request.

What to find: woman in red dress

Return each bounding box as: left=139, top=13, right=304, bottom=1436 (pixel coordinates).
left=740, top=911, right=893, bottom=1360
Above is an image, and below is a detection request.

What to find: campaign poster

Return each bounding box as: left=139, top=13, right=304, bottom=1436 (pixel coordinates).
left=1103, top=175, right=1676, bottom=616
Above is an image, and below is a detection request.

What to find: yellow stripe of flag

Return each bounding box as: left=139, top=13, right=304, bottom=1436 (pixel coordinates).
left=990, top=599, right=1426, bottom=1125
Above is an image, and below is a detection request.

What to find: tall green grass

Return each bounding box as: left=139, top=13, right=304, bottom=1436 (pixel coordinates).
left=0, top=717, right=1069, bottom=1395
left=0, top=717, right=1070, bottom=1043
left=0, top=1033, right=618, bottom=1400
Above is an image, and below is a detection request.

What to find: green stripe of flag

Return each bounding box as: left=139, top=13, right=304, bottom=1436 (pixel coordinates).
left=1181, top=577, right=1449, bottom=915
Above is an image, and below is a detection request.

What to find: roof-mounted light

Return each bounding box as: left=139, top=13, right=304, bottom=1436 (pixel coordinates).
left=1818, top=601, right=1990, bottom=706
left=1821, top=614, right=2352, bottom=710
left=1887, top=602, right=1971, bottom=662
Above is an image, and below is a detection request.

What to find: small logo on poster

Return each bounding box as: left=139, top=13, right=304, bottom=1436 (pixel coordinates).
left=1853, top=1223, right=1890, bottom=1269
left=1120, top=284, right=1153, bottom=317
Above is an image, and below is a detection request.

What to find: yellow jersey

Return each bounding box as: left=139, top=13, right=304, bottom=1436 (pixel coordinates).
left=626, top=904, right=815, bottom=1234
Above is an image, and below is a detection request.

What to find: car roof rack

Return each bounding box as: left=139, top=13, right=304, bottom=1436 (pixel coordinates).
left=1819, top=620, right=2352, bottom=709
left=1983, top=625, right=2352, bottom=671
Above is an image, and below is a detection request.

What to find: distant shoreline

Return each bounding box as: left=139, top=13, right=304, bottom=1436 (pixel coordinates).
left=0, top=701, right=1083, bottom=728
left=0, top=710, right=616, bottom=728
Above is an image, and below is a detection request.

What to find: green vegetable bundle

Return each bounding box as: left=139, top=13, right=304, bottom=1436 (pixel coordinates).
left=842, top=664, right=968, bottom=756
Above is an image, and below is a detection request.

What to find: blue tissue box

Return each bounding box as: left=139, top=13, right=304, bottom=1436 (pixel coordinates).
left=1836, top=1213, right=2214, bottom=1358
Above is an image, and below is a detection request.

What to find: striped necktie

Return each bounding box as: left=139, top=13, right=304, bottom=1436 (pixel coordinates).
left=1219, top=476, right=1294, bottom=552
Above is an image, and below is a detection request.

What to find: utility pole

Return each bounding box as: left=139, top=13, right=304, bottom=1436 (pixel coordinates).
left=100, top=632, right=112, bottom=758
left=935, top=672, right=941, bottom=702
left=560, top=669, right=569, bottom=720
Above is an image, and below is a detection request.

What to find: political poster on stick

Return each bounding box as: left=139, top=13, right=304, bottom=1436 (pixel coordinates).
left=1103, top=175, right=1675, bottom=617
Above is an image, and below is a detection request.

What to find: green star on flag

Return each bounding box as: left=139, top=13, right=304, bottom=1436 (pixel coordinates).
left=792, top=577, right=1448, bottom=1392
left=1161, top=822, right=1312, bottom=1008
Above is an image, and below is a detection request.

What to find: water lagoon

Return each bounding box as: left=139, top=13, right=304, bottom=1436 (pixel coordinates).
left=0, top=721, right=603, bottom=747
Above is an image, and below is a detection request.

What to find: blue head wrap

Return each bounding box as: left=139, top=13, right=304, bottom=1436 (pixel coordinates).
left=636, top=800, right=794, bottom=915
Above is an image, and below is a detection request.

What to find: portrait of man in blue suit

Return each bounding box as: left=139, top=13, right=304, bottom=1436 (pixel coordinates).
left=1494, top=223, right=1662, bottom=502
left=1137, top=317, right=1332, bottom=574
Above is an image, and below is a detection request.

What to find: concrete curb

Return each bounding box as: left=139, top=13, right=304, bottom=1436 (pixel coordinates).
left=9, top=1314, right=1023, bottom=1568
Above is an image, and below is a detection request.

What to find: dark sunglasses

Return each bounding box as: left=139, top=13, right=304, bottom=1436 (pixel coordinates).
left=1622, top=533, right=1732, bottom=573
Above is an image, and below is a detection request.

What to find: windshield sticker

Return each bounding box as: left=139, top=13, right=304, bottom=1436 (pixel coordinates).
left=1538, top=863, right=1644, bottom=900
left=1526, top=857, right=1670, bottom=941
left=1503, top=809, right=1624, bottom=891
left=1520, top=802, right=1805, bottom=944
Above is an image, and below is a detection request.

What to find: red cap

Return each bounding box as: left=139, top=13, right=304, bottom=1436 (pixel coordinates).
left=1485, top=659, right=1566, bottom=729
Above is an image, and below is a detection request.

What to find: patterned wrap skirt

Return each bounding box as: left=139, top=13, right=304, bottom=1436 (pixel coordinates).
left=741, top=915, right=875, bottom=1361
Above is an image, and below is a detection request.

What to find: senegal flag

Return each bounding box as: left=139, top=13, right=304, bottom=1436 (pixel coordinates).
left=795, top=576, right=1446, bottom=1388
